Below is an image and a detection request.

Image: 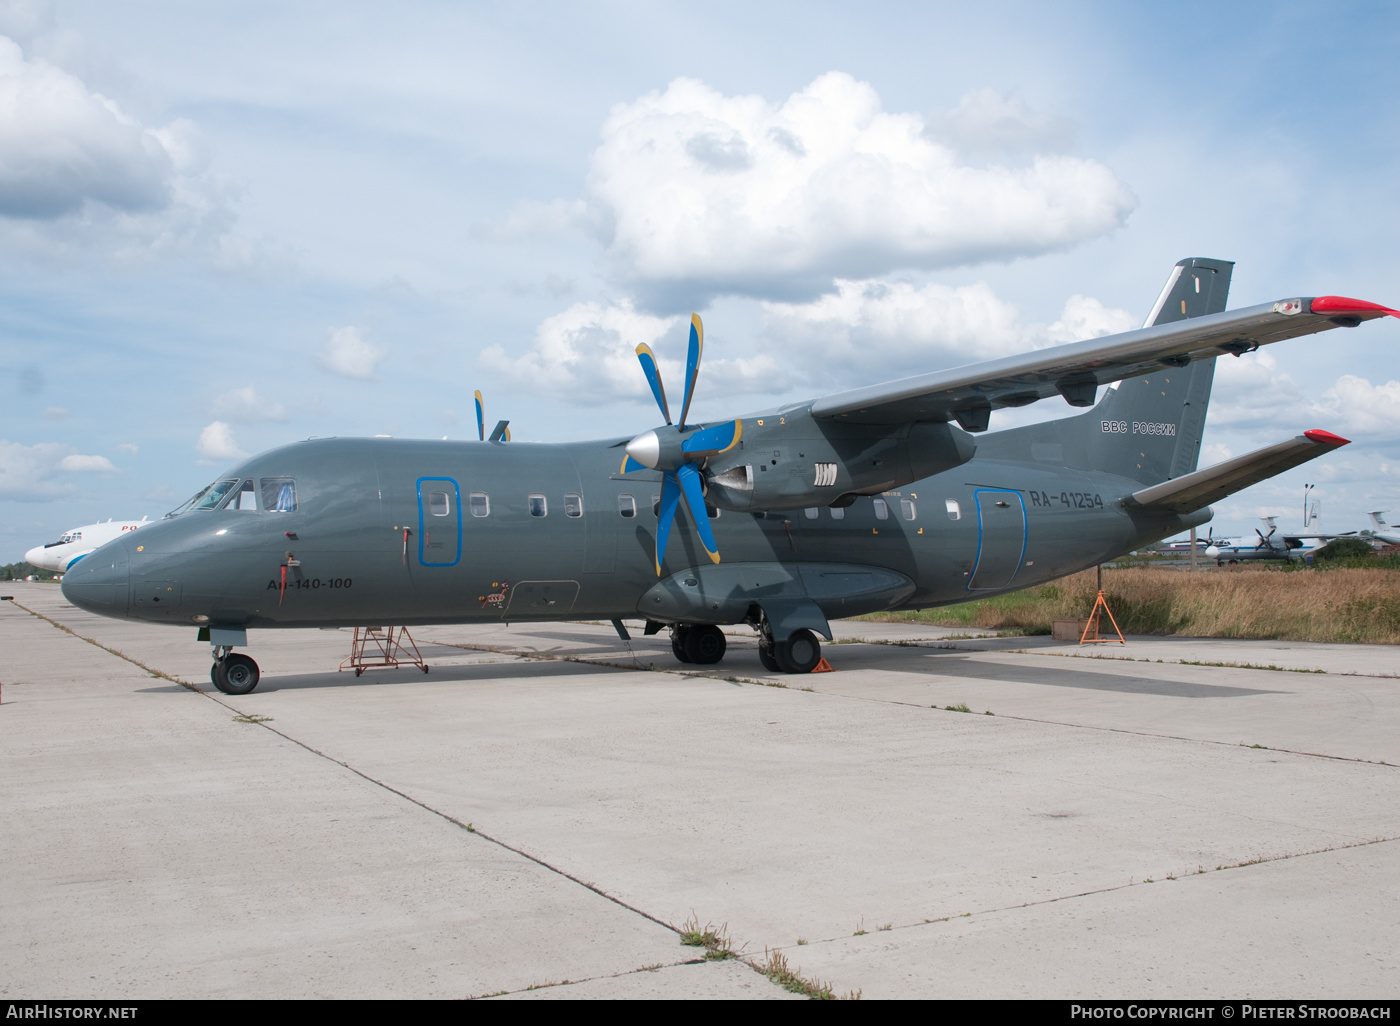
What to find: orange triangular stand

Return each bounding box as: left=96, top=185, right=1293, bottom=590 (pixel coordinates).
left=1079, top=590, right=1126, bottom=645
left=811, top=657, right=836, bottom=673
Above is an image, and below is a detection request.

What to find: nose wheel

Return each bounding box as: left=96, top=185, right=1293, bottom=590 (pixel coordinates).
left=670, top=624, right=727, bottom=665
left=211, top=651, right=261, bottom=695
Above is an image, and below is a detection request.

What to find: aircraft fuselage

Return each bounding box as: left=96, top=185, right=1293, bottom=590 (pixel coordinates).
left=62, top=435, right=1207, bottom=631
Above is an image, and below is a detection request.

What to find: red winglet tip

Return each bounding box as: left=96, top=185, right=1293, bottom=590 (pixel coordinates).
left=1310, top=296, right=1400, bottom=319
left=1304, top=429, right=1350, bottom=446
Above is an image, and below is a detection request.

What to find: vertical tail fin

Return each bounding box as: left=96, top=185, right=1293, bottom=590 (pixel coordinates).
left=979, top=258, right=1233, bottom=485
left=1368, top=511, right=1389, bottom=532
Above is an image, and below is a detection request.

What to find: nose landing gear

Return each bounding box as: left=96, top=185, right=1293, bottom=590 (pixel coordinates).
left=210, top=646, right=261, bottom=695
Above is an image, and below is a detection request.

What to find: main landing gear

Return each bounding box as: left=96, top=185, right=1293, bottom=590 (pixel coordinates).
left=210, top=646, right=261, bottom=695
left=669, top=621, right=824, bottom=674
left=758, top=627, right=823, bottom=675
left=671, top=623, right=727, bottom=665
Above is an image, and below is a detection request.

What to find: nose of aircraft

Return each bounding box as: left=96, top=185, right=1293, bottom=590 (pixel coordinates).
left=23, top=544, right=45, bottom=567
left=60, top=540, right=130, bottom=618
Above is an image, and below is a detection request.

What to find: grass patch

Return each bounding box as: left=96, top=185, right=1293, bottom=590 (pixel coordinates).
left=753, top=948, right=858, bottom=1000
left=859, top=566, right=1400, bottom=644
left=679, top=914, right=735, bottom=960
left=232, top=714, right=273, bottom=724
left=944, top=703, right=972, bottom=713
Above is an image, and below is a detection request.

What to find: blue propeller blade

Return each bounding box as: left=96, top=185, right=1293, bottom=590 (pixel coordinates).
left=677, top=314, right=703, bottom=431
left=676, top=463, right=720, bottom=564
left=474, top=390, right=485, bottom=442
left=635, top=344, right=671, bottom=425
left=620, top=454, right=647, bottom=474
left=681, top=418, right=741, bottom=457
left=654, top=471, right=682, bottom=575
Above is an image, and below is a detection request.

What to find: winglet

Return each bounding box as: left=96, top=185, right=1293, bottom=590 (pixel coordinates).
left=1303, top=429, right=1350, bottom=446
left=1310, top=297, right=1400, bottom=319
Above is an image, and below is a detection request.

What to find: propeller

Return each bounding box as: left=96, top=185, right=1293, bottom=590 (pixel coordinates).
left=622, top=314, right=743, bottom=575
left=474, top=390, right=510, bottom=442
left=1254, top=527, right=1277, bottom=551
left=1204, top=527, right=1224, bottom=560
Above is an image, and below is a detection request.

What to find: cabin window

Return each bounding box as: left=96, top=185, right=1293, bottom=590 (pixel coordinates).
left=220, top=479, right=257, bottom=511
left=830, top=507, right=845, bottom=520
left=804, top=507, right=819, bottom=519
left=261, top=478, right=297, bottom=513
left=901, top=499, right=917, bottom=521
left=564, top=493, right=583, bottom=518
left=470, top=492, right=489, bottom=517
left=618, top=494, right=636, bottom=518
left=945, top=498, right=961, bottom=521
left=428, top=490, right=451, bottom=517
left=528, top=494, right=547, bottom=517
left=193, top=479, right=239, bottom=511
left=873, top=498, right=889, bottom=521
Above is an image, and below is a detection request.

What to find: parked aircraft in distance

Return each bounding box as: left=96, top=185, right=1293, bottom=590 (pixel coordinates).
left=25, top=518, right=150, bottom=574
left=1203, top=516, right=1354, bottom=564
left=62, top=258, right=1399, bottom=695
left=1364, top=512, right=1400, bottom=547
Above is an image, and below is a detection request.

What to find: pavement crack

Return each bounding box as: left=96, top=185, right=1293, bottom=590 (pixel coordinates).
left=9, top=600, right=200, bottom=692
left=780, top=834, right=1400, bottom=954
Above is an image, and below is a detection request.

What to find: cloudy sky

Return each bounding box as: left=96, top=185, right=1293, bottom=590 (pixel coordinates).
left=3, top=0, right=1399, bottom=558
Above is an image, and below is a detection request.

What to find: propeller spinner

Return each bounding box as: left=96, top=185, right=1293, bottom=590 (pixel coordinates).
left=622, top=314, right=742, bottom=574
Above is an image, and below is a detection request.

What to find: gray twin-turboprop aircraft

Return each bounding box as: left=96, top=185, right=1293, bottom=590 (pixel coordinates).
left=62, top=258, right=1399, bottom=694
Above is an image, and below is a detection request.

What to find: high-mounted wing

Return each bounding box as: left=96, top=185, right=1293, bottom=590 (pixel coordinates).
left=1123, top=430, right=1350, bottom=516
left=811, top=297, right=1399, bottom=431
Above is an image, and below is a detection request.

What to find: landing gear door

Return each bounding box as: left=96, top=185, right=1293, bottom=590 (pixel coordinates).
left=416, top=477, right=462, bottom=567
left=968, top=489, right=1026, bottom=591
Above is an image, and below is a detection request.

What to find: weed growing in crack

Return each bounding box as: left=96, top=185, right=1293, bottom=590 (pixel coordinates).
left=753, top=948, right=858, bottom=1000
left=232, top=714, right=273, bottom=724
left=945, top=703, right=972, bottom=713
left=680, top=914, right=735, bottom=960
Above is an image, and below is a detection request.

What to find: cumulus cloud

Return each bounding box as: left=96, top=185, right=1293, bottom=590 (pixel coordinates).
left=211, top=385, right=287, bottom=422
left=1211, top=350, right=1400, bottom=445
left=316, top=326, right=385, bottom=380
left=1045, top=295, right=1138, bottom=344
left=581, top=72, right=1135, bottom=304
left=480, top=300, right=679, bottom=402
left=57, top=453, right=116, bottom=472
left=924, top=87, right=1076, bottom=157
left=0, top=439, right=73, bottom=500
left=0, top=35, right=173, bottom=218
left=0, top=438, right=115, bottom=499
left=486, top=283, right=1136, bottom=403
left=0, top=35, right=229, bottom=259
left=196, top=421, right=247, bottom=463
left=41, top=405, right=66, bottom=419
left=115, top=441, right=138, bottom=454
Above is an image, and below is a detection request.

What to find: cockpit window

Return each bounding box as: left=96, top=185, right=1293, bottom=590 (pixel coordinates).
left=261, top=478, right=297, bottom=512
left=190, top=479, right=239, bottom=512
left=220, top=479, right=258, bottom=511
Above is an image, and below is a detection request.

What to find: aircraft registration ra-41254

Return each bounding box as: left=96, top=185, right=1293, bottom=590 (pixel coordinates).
left=62, top=258, right=1399, bottom=694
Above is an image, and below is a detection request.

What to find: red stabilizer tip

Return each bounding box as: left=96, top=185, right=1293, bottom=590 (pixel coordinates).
left=1304, top=429, right=1350, bottom=446
left=1310, top=296, right=1400, bottom=318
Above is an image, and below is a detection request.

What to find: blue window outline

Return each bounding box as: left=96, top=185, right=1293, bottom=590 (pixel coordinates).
left=416, top=476, right=462, bottom=568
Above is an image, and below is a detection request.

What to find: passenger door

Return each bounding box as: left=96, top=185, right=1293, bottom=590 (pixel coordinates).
left=416, top=477, right=462, bottom=567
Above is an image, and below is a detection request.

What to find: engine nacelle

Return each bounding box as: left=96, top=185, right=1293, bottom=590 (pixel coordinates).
left=703, top=407, right=976, bottom=512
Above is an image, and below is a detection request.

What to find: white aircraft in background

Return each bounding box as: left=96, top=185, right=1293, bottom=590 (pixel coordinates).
left=1203, top=516, right=1354, bottom=564
left=1365, top=512, right=1400, bottom=546
left=24, top=518, right=150, bottom=574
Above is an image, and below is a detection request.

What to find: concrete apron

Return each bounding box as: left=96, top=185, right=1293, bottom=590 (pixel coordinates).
left=2, top=581, right=1396, bottom=999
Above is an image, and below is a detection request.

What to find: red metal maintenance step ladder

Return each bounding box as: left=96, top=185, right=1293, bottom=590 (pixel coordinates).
left=339, top=627, right=430, bottom=677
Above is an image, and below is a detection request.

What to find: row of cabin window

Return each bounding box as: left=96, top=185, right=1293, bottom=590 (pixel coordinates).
left=432, top=492, right=960, bottom=522
left=433, top=492, right=718, bottom=519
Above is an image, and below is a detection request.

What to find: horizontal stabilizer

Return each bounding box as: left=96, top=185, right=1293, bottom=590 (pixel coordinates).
left=1123, top=430, right=1350, bottom=515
